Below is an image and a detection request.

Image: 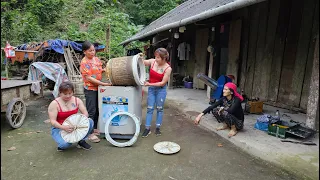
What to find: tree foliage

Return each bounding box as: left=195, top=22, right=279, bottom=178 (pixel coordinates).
left=1, top=0, right=183, bottom=58
left=1, top=0, right=65, bottom=45
left=118, top=0, right=185, bottom=25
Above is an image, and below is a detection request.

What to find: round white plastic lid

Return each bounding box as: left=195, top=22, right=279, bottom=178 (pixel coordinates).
left=153, top=141, right=181, bottom=154
left=60, top=114, right=90, bottom=143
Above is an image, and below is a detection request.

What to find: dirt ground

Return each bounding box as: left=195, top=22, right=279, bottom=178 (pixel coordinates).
left=1, top=91, right=299, bottom=180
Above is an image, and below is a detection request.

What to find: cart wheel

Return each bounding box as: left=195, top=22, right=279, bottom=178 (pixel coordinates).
left=6, top=98, right=26, bottom=129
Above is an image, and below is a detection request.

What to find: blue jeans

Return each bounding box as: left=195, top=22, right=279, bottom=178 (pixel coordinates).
left=51, top=118, right=94, bottom=149
left=145, top=85, right=167, bottom=128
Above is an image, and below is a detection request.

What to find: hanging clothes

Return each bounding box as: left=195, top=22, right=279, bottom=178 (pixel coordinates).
left=177, top=42, right=191, bottom=60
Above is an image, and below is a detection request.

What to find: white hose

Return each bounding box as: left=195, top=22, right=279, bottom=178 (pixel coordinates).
left=132, top=54, right=146, bottom=86
left=104, top=111, right=140, bottom=147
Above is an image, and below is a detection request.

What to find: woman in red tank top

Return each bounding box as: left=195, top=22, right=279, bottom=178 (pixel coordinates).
left=141, top=48, right=172, bottom=137
left=48, top=81, right=94, bottom=151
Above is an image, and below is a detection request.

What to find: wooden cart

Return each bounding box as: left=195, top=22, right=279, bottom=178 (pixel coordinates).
left=1, top=80, right=43, bottom=128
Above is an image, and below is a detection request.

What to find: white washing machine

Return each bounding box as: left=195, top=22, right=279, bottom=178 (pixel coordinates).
left=98, top=86, right=142, bottom=139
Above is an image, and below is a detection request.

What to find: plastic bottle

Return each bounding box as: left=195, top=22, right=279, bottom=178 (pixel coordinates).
left=266, top=114, right=272, bottom=123
left=275, top=110, right=280, bottom=120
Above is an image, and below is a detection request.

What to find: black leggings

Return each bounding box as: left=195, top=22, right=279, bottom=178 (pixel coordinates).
left=212, top=108, right=244, bottom=130
left=84, top=89, right=99, bottom=129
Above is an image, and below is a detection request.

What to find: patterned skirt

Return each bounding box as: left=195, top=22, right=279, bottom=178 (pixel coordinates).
left=212, top=108, right=244, bottom=130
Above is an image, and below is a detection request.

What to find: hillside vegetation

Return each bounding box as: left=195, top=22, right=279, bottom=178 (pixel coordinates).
left=1, top=0, right=183, bottom=58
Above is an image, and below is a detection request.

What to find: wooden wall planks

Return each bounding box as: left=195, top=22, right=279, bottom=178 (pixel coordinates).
left=267, top=0, right=292, bottom=102
left=258, top=0, right=280, bottom=101
left=300, top=1, right=319, bottom=109
left=290, top=0, right=316, bottom=107
left=236, top=0, right=317, bottom=111
left=252, top=1, right=269, bottom=100
left=277, top=0, right=304, bottom=104
left=226, top=19, right=242, bottom=85
left=244, top=4, right=260, bottom=98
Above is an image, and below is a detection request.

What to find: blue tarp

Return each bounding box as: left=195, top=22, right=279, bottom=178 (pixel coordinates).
left=47, top=39, right=82, bottom=54
left=16, top=39, right=105, bottom=54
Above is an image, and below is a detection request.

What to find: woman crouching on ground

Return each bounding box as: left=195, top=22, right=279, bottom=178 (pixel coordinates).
left=194, top=82, right=244, bottom=137
left=141, top=48, right=172, bottom=137
left=48, top=81, right=94, bottom=151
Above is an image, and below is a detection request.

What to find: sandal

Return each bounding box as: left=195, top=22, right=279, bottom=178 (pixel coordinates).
left=88, top=134, right=100, bottom=143
left=93, top=129, right=100, bottom=136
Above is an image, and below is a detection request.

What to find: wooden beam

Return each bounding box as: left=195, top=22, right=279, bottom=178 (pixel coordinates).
left=168, top=30, right=177, bottom=88
left=5, top=58, right=9, bottom=79
left=207, top=47, right=214, bottom=98
left=14, top=50, right=38, bottom=53
left=105, top=24, right=111, bottom=60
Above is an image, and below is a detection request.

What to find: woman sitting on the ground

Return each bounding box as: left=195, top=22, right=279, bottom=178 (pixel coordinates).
left=194, top=82, right=244, bottom=137
left=48, top=81, right=94, bottom=151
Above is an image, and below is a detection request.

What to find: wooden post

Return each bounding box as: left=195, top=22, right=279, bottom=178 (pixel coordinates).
left=123, top=48, right=126, bottom=56
left=207, top=52, right=214, bottom=99
left=105, top=24, right=111, bottom=60
left=1, top=46, right=9, bottom=79
left=6, top=58, right=9, bottom=79
left=207, top=29, right=215, bottom=99
left=306, top=33, right=319, bottom=130
left=168, top=29, right=177, bottom=89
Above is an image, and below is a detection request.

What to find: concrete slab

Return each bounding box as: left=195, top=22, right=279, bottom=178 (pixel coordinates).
left=158, top=87, right=319, bottom=180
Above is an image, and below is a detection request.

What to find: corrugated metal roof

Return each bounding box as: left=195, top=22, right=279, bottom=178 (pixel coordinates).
left=121, top=0, right=265, bottom=45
